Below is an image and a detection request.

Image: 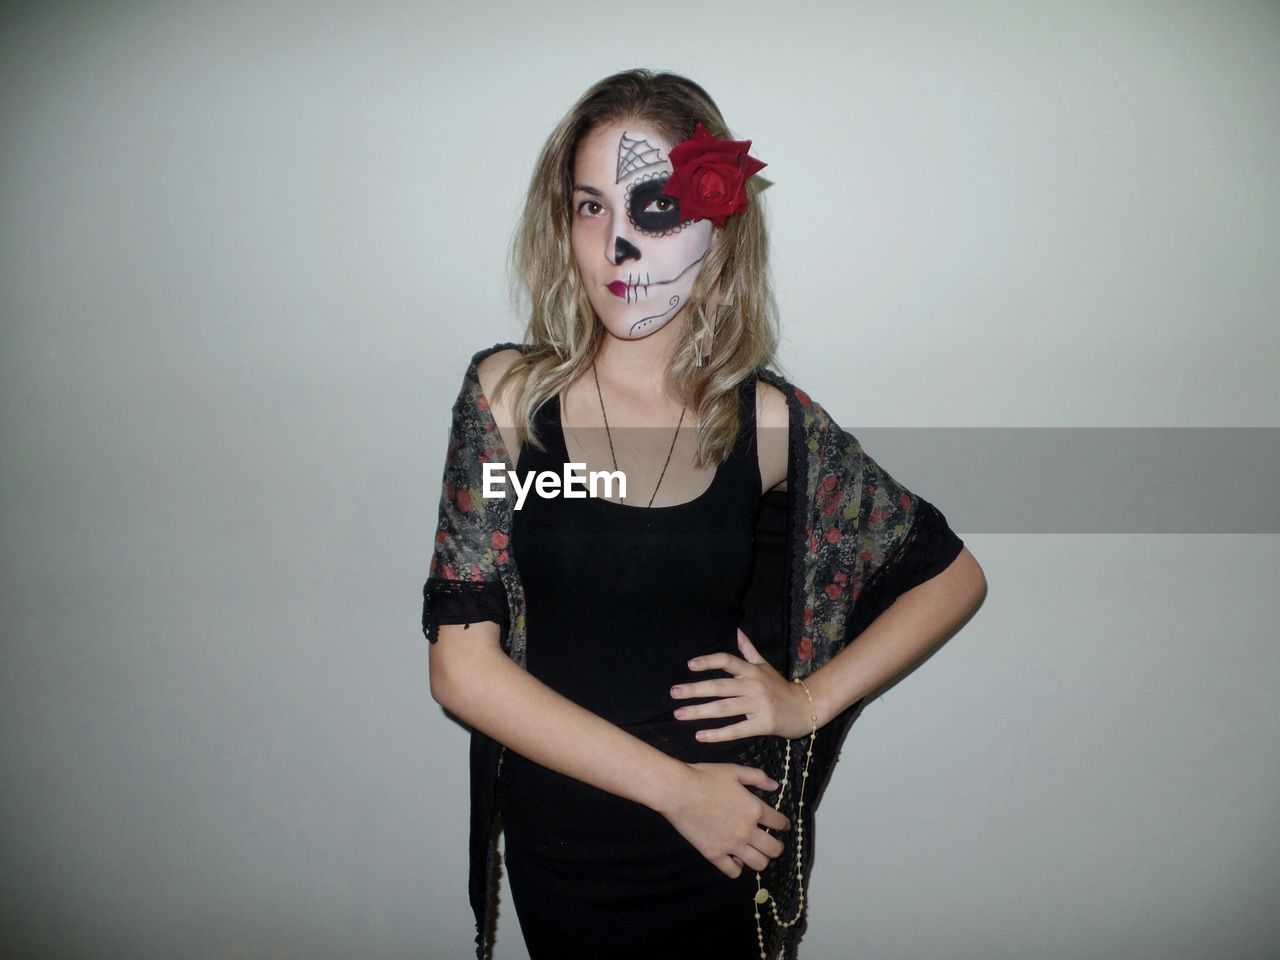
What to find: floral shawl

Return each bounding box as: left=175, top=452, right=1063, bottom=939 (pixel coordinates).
left=423, top=342, right=964, bottom=959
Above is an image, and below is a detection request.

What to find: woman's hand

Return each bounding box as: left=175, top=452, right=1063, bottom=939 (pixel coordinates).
left=657, top=762, right=790, bottom=878
left=671, top=629, right=816, bottom=741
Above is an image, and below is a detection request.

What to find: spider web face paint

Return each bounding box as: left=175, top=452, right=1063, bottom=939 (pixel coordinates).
left=626, top=173, right=688, bottom=238
left=615, top=132, right=666, bottom=183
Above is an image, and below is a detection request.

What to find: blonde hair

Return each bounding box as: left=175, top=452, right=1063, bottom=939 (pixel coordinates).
left=496, top=68, right=779, bottom=468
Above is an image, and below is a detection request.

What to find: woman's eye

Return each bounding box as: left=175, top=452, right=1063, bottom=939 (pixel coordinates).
left=577, top=199, right=604, bottom=216
left=644, top=198, right=674, bottom=213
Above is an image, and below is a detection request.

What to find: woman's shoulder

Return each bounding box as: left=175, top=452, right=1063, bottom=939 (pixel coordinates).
left=473, top=341, right=537, bottom=408
left=754, top=364, right=809, bottom=429
left=475, top=343, right=524, bottom=383
left=752, top=371, right=791, bottom=494
left=755, top=367, right=840, bottom=429
left=755, top=377, right=789, bottom=432
left=473, top=343, right=529, bottom=463
left=471, top=341, right=529, bottom=380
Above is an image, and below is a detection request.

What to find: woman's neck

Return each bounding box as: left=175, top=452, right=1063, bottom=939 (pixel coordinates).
left=591, top=318, right=684, bottom=404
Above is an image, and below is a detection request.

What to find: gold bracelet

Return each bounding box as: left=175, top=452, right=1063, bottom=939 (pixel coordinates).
left=753, top=676, right=819, bottom=959
left=795, top=677, right=817, bottom=732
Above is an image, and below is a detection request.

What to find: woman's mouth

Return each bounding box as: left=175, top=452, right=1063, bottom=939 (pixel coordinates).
left=606, top=281, right=630, bottom=299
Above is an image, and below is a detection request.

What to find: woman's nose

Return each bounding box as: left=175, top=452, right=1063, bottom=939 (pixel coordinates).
left=612, top=236, right=641, bottom=265
left=606, top=209, right=643, bottom=265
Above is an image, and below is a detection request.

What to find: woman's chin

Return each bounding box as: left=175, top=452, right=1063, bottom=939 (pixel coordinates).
left=594, top=306, right=693, bottom=344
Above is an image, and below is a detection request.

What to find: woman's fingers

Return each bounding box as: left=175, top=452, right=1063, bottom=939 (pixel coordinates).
left=732, top=764, right=777, bottom=792
left=673, top=694, right=745, bottom=721
left=721, top=832, right=783, bottom=877
left=753, top=828, right=786, bottom=860
left=662, top=763, right=792, bottom=879
left=670, top=677, right=743, bottom=700
left=687, top=652, right=752, bottom=676
left=758, top=804, right=790, bottom=834
left=691, top=718, right=757, bottom=742
left=737, top=628, right=766, bottom=664
left=736, top=845, right=771, bottom=874
left=732, top=762, right=788, bottom=798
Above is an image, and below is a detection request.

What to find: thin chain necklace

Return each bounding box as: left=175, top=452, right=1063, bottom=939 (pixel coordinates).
left=590, top=360, right=685, bottom=508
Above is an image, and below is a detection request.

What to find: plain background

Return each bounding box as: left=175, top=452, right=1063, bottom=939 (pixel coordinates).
left=2, top=1, right=1278, bottom=957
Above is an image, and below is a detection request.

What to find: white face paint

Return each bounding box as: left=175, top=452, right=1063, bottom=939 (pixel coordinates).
left=570, top=121, right=714, bottom=341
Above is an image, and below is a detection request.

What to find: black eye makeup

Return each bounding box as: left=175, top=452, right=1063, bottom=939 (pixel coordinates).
left=625, top=174, right=688, bottom=237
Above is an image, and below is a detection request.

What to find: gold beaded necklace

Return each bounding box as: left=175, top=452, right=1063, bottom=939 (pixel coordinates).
left=753, top=677, right=818, bottom=960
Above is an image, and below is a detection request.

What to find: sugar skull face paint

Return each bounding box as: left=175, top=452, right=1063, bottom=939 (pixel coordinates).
left=571, top=121, right=714, bottom=340
left=626, top=174, right=687, bottom=237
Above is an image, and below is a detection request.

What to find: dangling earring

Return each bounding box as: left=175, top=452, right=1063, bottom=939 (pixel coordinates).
left=697, top=285, right=730, bottom=367
left=695, top=317, right=715, bottom=367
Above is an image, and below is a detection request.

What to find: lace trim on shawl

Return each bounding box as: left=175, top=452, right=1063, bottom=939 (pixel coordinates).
left=421, top=578, right=509, bottom=644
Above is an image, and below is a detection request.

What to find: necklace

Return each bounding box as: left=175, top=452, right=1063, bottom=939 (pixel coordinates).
left=752, top=677, right=817, bottom=959
left=590, top=361, right=686, bottom=508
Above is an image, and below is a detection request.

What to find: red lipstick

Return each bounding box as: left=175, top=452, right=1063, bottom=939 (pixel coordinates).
left=606, top=281, right=629, bottom=299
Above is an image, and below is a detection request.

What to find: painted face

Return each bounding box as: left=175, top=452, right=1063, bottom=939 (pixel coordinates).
left=570, top=121, right=714, bottom=340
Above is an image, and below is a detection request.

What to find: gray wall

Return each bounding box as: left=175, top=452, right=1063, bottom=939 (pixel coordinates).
left=2, top=1, right=1277, bottom=958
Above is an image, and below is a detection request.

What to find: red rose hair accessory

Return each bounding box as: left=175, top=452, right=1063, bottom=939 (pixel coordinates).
left=663, top=122, right=767, bottom=229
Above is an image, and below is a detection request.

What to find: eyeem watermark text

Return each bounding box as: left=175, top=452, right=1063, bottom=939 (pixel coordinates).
left=482, top=462, right=626, bottom=511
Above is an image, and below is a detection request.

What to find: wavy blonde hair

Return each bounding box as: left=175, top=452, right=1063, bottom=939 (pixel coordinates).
left=494, top=68, right=779, bottom=468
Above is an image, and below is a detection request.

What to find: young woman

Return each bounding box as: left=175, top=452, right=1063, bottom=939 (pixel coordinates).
left=425, top=69, right=987, bottom=960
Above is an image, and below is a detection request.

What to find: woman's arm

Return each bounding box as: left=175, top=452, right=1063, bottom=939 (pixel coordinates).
left=429, top=620, right=791, bottom=877
left=672, top=547, right=987, bottom=739
left=801, top=546, right=986, bottom=726
left=673, top=379, right=986, bottom=739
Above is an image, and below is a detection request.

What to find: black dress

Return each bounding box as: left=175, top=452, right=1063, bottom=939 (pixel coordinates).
left=501, top=376, right=780, bottom=959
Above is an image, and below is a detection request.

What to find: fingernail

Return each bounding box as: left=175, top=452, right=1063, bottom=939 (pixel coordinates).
left=670, top=686, right=682, bottom=696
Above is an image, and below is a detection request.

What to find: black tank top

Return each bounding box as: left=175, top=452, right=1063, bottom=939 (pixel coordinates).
left=510, top=375, right=774, bottom=763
